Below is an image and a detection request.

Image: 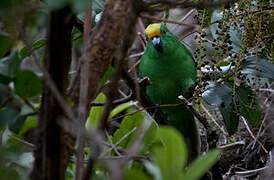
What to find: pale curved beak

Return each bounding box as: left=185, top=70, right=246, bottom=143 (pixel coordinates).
left=151, top=36, right=163, bottom=52
left=152, top=36, right=161, bottom=46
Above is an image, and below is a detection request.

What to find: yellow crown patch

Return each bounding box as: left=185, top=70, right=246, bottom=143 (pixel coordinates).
left=145, top=23, right=161, bottom=40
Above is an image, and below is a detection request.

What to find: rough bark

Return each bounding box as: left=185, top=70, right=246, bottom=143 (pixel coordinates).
left=70, top=0, right=143, bottom=103
left=72, top=0, right=143, bottom=179
left=30, top=7, right=73, bottom=180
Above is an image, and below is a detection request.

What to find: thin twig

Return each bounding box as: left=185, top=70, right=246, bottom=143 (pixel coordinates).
left=129, top=52, right=144, bottom=59
left=147, top=0, right=239, bottom=9
left=96, top=155, right=148, bottom=161
left=178, top=95, right=209, bottom=129
left=235, top=166, right=269, bottom=177
left=252, top=96, right=274, bottom=149
left=103, top=131, right=122, bottom=156
left=218, top=141, right=245, bottom=151
left=170, top=8, right=196, bottom=32
left=101, top=127, right=137, bottom=157
left=136, top=17, right=146, bottom=50
left=259, top=88, right=274, bottom=93
left=120, top=105, right=154, bottom=166
left=89, top=89, right=133, bottom=107
left=72, top=155, right=148, bottom=162
left=241, top=116, right=268, bottom=154
left=140, top=13, right=199, bottom=29
left=200, top=103, right=228, bottom=135
left=9, top=135, right=36, bottom=149
left=178, top=95, right=218, bottom=148
left=128, top=60, right=141, bottom=73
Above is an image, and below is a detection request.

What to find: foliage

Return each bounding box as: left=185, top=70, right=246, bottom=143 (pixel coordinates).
left=124, top=127, right=221, bottom=180
left=0, top=0, right=273, bottom=179
left=196, top=4, right=274, bottom=135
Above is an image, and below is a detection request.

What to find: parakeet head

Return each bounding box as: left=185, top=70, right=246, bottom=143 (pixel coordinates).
left=144, top=23, right=170, bottom=53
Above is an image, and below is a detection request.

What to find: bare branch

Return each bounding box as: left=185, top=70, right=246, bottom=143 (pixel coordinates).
left=140, top=13, right=199, bottom=29
left=146, top=0, right=240, bottom=9
left=178, top=95, right=218, bottom=148
left=76, top=5, right=93, bottom=180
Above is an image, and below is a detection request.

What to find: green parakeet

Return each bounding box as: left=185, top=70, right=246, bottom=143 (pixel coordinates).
left=139, top=23, right=200, bottom=162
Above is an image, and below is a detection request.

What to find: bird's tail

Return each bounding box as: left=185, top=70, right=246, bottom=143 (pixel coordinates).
left=164, top=106, right=200, bottom=163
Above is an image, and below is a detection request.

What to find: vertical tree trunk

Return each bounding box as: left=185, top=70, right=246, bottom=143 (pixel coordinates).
left=30, top=6, right=73, bottom=180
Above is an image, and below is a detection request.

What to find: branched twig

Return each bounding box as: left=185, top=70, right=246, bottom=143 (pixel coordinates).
left=241, top=116, right=268, bottom=154
left=89, top=89, right=133, bottom=107
left=178, top=95, right=218, bottom=148
left=101, top=127, right=137, bottom=157
left=120, top=105, right=154, bottom=166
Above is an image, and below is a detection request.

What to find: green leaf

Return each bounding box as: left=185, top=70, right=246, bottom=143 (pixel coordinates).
left=8, top=105, right=37, bottom=133
left=219, top=101, right=239, bottom=135
left=202, top=83, right=232, bottom=107
left=0, top=107, right=19, bottom=129
left=152, top=127, right=187, bottom=180
left=0, top=32, right=11, bottom=58
left=33, top=38, right=46, bottom=50
left=144, top=162, right=161, bottom=180
left=93, top=0, right=105, bottom=12
left=109, top=101, right=135, bottom=120
left=202, top=84, right=239, bottom=134
left=46, top=0, right=69, bottom=9
left=14, top=70, right=42, bottom=98
left=112, top=111, right=144, bottom=149
left=0, top=84, right=10, bottom=106
left=86, top=94, right=134, bottom=130
left=19, top=39, right=47, bottom=59
left=142, top=120, right=157, bottom=154
left=19, top=47, right=29, bottom=59
left=241, top=56, right=274, bottom=79
left=236, top=86, right=261, bottom=127
left=100, top=65, right=113, bottom=85
left=46, top=0, right=92, bottom=12
left=0, top=167, right=20, bottom=180
left=86, top=93, right=106, bottom=129
left=8, top=114, right=29, bottom=133
left=0, top=52, right=22, bottom=84
left=124, top=168, right=151, bottom=180
left=0, top=0, right=22, bottom=8
left=16, top=152, right=34, bottom=168
left=183, top=149, right=221, bottom=180
left=72, top=0, right=92, bottom=12
left=18, top=116, right=37, bottom=136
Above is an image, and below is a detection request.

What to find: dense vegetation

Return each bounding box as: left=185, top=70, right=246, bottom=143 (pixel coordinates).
left=0, top=0, right=273, bottom=179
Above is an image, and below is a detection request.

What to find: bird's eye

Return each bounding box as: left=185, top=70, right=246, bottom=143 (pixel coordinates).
left=145, top=34, right=149, bottom=41
left=161, top=29, right=167, bottom=34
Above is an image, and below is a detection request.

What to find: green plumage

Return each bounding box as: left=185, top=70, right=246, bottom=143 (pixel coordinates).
left=139, top=23, right=199, bottom=161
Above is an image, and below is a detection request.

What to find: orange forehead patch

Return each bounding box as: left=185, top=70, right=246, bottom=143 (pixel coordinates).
left=145, top=23, right=161, bottom=40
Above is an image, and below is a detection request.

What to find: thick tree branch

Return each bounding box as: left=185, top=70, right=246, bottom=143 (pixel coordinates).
left=30, top=6, right=74, bottom=180
left=75, top=5, right=93, bottom=180
left=71, top=0, right=143, bottom=180
left=70, top=1, right=143, bottom=102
